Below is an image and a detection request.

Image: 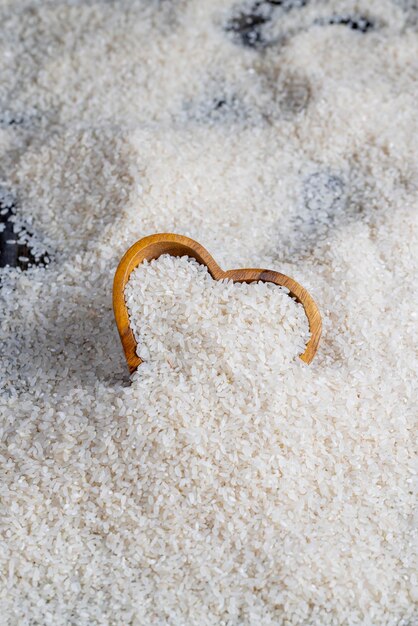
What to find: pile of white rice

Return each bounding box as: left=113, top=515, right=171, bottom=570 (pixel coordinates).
left=125, top=255, right=311, bottom=371
left=0, top=0, right=417, bottom=624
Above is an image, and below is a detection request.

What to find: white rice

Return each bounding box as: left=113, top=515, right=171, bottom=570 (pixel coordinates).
left=125, top=255, right=310, bottom=370
left=0, top=0, right=417, bottom=624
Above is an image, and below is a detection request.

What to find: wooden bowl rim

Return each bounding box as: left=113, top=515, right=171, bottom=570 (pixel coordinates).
left=113, top=233, right=322, bottom=374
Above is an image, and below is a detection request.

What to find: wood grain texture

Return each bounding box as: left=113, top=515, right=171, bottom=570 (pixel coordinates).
left=113, top=233, right=322, bottom=374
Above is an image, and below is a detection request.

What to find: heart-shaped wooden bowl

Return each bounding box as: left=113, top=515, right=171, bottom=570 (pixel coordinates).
left=113, top=233, right=322, bottom=374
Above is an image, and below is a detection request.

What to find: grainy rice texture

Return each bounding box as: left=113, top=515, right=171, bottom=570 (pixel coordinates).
left=0, top=0, right=417, bottom=624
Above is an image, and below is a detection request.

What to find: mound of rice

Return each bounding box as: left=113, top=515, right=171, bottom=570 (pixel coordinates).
left=125, top=255, right=310, bottom=369
left=0, top=0, right=417, bottom=624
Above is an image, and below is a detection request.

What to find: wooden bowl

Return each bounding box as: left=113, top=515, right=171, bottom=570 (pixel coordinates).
left=113, top=233, right=322, bottom=374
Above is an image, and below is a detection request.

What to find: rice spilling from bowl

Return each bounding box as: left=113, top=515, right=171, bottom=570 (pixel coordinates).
left=125, top=255, right=310, bottom=370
